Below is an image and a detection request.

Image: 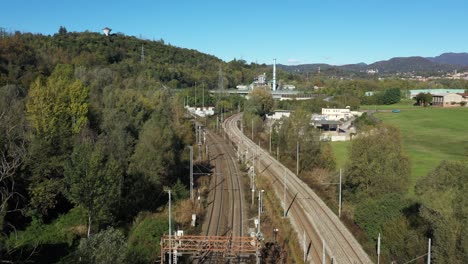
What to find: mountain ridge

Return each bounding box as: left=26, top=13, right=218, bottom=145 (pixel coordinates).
left=278, top=53, right=468, bottom=74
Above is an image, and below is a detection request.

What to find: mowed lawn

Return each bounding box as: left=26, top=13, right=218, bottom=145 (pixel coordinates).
left=332, top=107, right=468, bottom=194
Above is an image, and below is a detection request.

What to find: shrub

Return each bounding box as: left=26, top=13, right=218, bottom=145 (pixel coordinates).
left=354, top=193, right=410, bottom=241
left=127, top=212, right=169, bottom=262
left=73, top=227, right=127, bottom=264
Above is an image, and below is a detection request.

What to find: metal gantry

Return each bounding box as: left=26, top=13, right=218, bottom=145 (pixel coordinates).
left=160, top=234, right=259, bottom=262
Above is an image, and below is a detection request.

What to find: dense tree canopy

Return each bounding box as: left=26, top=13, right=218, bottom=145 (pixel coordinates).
left=345, top=124, right=410, bottom=198
left=416, top=160, right=468, bottom=264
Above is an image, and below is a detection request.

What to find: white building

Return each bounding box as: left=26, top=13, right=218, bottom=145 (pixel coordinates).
left=236, top=85, right=249, bottom=90
left=186, top=106, right=215, bottom=117
left=282, top=84, right=296, bottom=90
left=266, top=110, right=291, bottom=121
left=254, top=73, right=267, bottom=85
left=321, top=108, right=352, bottom=121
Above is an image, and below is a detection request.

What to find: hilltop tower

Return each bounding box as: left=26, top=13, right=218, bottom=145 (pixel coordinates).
left=102, top=27, right=112, bottom=36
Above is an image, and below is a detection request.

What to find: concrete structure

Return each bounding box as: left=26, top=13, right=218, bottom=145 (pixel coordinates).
left=102, top=27, right=112, bottom=36
left=432, top=93, right=463, bottom=107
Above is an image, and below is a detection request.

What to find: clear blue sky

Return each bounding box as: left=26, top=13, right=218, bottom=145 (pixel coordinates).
left=2, top=0, right=467, bottom=65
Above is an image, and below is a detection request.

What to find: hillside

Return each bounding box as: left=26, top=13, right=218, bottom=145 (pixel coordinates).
left=278, top=53, right=467, bottom=75
left=0, top=30, right=281, bottom=90
left=368, top=56, right=458, bottom=73
left=427, top=52, right=468, bottom=66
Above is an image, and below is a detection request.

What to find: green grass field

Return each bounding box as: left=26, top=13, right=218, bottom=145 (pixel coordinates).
left=332, top=106, right=468, bottom=194
left=359, top=99, right=417, bottom=111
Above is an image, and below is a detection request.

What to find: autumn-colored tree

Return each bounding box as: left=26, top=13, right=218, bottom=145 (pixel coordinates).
left=26, top=64, right=89, bottom=215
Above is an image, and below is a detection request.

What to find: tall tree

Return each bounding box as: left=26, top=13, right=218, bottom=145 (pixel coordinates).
left=64, top=139, right=122, bottom=237
left=345, top=124, right=410, bottom=198
left=128, top=110, right=177, bottom=189
left=0, top=85, right=27, bottom=236
left=245, top=88, right=274, bottom=117
left=26, top=64, right=89, bottom=215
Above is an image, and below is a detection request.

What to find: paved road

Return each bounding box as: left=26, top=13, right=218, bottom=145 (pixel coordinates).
left=224, top=113, right=373, bottom=264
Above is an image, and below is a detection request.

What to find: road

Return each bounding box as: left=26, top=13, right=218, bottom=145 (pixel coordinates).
left=224, top=113, right=373, bottom=264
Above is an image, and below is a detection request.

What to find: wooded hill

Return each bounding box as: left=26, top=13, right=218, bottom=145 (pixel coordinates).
left=0, top=28, right=288, bottom=91
left=0, top=28, right=270, bottom=263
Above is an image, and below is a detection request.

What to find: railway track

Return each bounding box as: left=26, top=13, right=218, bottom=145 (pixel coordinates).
left=224, top=113, right=373, bottom=264
left=201, top=130, right=246, bottom=262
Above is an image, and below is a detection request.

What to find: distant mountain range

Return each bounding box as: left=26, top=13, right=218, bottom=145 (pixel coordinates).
left=427, top=53, right=468, bottom=66
left=278, top=53, right=468, bottom=74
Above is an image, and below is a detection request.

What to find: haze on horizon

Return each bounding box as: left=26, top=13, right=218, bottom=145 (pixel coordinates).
left=3, top=0, right=467, bottom=66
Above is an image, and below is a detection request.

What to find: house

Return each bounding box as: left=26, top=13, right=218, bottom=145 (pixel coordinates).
left=409, top=89, right=464, bottom=98
left=431, top=93, right=463, bottom=107
left=458, top=93, right=468, bottom=106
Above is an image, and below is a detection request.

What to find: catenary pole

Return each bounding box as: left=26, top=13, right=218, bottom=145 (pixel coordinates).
left=296, top=141, right=299, bottom=176
left=189, top=146, right=193, bottom=203
left=339, top=168, right=342, bottom=218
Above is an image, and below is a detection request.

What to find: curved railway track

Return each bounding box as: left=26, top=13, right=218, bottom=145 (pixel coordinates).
left=224, top=113, right=373, bottom=264
left=201, top=130, right=246, bottom=262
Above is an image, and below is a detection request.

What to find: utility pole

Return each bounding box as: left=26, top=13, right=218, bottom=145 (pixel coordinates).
left=202, top=83, right=204, bottom=112
left=269, top=126, right=272, bottom=153
left=167, top=189, right=172, bottom=264
left=339, top=168, right=342, bottom=218
left=427, top=238, right=431, bottom=264
left=377, top=233, right=381, bottom=264
left=194, top=82, right=197, bottom=108
left=303, top=231, right=306, bottom=262
left=189, top=146, right=193, bottom=203
left=252, top=119, right=254, bottom=141
left=296, top=141, right=299, bottom=176
left=198, top=126, right=202, bottom=162
left=283, top=167, right=287, bottom=217
left=322, top=238, right=326, bottom=264
left=141, top=44, right=144, bottom=63
left=257, top=190, right=264, bottom=237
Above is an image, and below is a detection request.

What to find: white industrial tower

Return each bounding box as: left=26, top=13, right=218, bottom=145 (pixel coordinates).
left=272, top=59, right=277, bottom=91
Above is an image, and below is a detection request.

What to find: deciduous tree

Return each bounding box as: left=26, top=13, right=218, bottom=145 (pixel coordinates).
left=416, top=160, right=468, bottom=264
left=345, top=124, right=410, bottom=199
left=64, top=139, right=122, bottom=237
